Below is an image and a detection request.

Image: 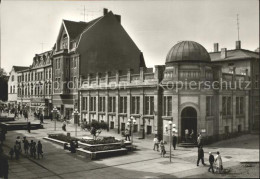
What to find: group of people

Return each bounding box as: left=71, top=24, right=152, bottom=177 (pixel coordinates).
left=197, top=145, right=223, bottom=173
left=153, top=135, right=172, bottom=158
left=9, top=136, right=43, bottom=160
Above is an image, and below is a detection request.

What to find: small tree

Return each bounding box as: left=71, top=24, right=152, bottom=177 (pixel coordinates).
left=81, top=120, right=108, bottom=140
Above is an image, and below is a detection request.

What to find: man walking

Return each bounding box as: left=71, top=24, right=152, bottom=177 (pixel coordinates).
left=153, top=135, right=159, bottom=151
left=172, top=135, right=177, bottom=150
left=197, top=146, right=206, bottom=166
left=37, top=141, right=43, bottom=159
left=0, top=147, right=9, bottom=179
left=23, top=137, right=29, bottom=156
left=208, top=152, right=215, bottom=173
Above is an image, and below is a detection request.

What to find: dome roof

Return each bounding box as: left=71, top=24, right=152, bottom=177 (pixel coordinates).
left=166, top=41, right=211, bottom=63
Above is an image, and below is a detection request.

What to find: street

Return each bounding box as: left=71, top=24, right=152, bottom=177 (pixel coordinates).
left=0, top=113, right=259, bottom=178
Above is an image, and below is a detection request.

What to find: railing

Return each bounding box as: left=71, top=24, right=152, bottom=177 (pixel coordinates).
left=119, top=75, right=127, bottom=82
left=144, top=73, right=154, bottom=80
left=131, top=74, right=140, bottom=81
left=108, top=77, right=116, bottom=83
left=90, top=78, right=96, bottom=85
left=99, top=77, right=106, bottom=83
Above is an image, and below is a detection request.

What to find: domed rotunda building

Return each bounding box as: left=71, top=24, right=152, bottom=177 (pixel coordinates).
left=80, top=40, right=250, bottom=144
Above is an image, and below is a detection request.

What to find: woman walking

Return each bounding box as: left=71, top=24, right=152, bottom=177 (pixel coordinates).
left=215, top=151, right=223, bottom=173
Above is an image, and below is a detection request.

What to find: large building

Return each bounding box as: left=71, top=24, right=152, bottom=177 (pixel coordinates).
left=52, top=9, right=146, bottom=119
left=17, top=51, right=53, bottom=116
left=209, top=41, right=259, bottom=131
left=79, top=41, right=253, bottom=143
left=8, top=66, right=29, bottom=108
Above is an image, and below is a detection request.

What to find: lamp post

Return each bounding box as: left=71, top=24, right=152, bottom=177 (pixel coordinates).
left=166, top=121, right=177, bottom=163
left=52, top=107, right=57, bottom=131
left=72, top=109, right=79, bottom=137
left=127, top=116, right=136, bottom=144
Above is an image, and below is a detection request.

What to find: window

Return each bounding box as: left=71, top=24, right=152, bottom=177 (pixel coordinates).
left=13, top=86, right=15, bottom=93
left=49, top=84, right=51, bottom=95
left=236, top=97, right=244, bottom=115
left=31, top=86, right=33, bottom=96
left=119, top=96, right=127, bottom=113
left=49, top=70, right=52, bottom=79
left=222, top=96, right=232, bottom=116
left=82, top=97, right=88, bottom=110
left=98, top=97, right=106, bottom=112
left=73, top=77, right=77, bottom=88
left=108, top=97, right=116, bottom=112
left=90, top=97, right=96, bottom=111
left=145, top=96, right=154, bottom=115
left=11, top=75, right=14, bottom=81
left=131, top=96, right=140, bottom=114
left=163, top=96, right=172, bottom=116
left=10, top=86, right=12, bottom=93
left=206, top=96, right=213, bottom=116
left=46, top=70, right=48, bottom=79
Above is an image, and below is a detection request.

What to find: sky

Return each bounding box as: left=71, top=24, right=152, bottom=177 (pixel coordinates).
left=1, top=0, right=259, bottom=73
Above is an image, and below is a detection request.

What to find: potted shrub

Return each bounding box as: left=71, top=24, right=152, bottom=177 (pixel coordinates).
left=81, top=120, right=108, bottom=140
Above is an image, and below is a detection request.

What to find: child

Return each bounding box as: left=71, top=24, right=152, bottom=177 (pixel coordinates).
left=160, top=140, right=166, bottom=157
left=9, top=148, right=14, bottom=159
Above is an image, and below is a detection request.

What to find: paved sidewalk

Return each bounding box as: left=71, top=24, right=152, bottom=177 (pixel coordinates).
left=1, top=112, right=259, bottom=178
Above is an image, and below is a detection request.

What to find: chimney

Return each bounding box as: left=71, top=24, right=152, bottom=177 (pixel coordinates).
left=221, top=48, right=227, bottom=59
left=236, top=40, right=241, bottom=49
left=214, top=43, right=219, bottom=52
left=115, top=15, right=121, bottom=24
left=103, top=8, right=108, bottom=15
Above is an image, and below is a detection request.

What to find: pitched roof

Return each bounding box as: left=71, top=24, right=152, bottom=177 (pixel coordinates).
left=63, top=17, right=102, bottom=40
left=209, top=49, right=259, bottom=62
left=13, top=66, right=29, bottom=72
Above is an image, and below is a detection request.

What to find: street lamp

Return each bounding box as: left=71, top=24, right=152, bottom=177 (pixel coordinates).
left=127, top=116, right=136, bottom=144
left=51, top=107, right=57, bottom=131
left=72, top=109, right=79, bottom=137
left=165, top=121, right=177, bottom=163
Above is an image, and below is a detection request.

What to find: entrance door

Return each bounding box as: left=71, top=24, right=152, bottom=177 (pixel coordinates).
left=181, top=107, right=197, bottom=142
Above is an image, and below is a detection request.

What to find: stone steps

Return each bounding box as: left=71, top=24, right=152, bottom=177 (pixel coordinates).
left=178, top=142, right=198, bottom=148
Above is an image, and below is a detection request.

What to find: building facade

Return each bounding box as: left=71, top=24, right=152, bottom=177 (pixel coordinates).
left=79, top=41, right=251, bottom=143
left=8, top=66, right=29, bottom=108
left=52, top=9, right=146, bottom=119
left=209, top=41, right=259, bottom=131
left=17, top=51, right=53, bottom=116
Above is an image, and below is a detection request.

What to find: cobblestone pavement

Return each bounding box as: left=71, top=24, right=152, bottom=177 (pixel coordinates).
left=1, top=113, right=259, bottom=178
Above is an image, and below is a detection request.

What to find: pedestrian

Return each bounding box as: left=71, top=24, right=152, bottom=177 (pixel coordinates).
left=197, top=146, right=206, bottom=166
left=29, top=140, right=34, bottom=157
left=32, top=142, right=36, bottom=159
left=16, top=136, right=22, bottom=152
left=185, top=129, right=189, bottom=142
left=39, top=113, right=43, bottom=124
left=125, top=128, right=130, bottom=141
left=23, top=137, right=29, bottom=155
left=27, top=122, right=31, bottom=133
left=215, top=151, right=223, bottom=173
left=190, top=129, right=194, bottom=143
left=37, top=141, right=43, bottom=159
left=9, top=148, right=14, bottom=160
left=160, top=140, right=166, bottom=157
left=62, top=121, right=66, bottom=131
left=24, top=111, right=28, bottom=121
left=20, top=110, right=23, bottom=118
left=172, top=135, right=177, bottom=150
left=197, top=133, right=202, bottom=147
left=0, top=147, right=9, bottom=179
left=70, top=140, right=76, bottom=153
left=14, top=142, right=21, bottom=160
left=208, top=152, right=215, bottom=173
left=153, top=135, right=159, bottom=151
